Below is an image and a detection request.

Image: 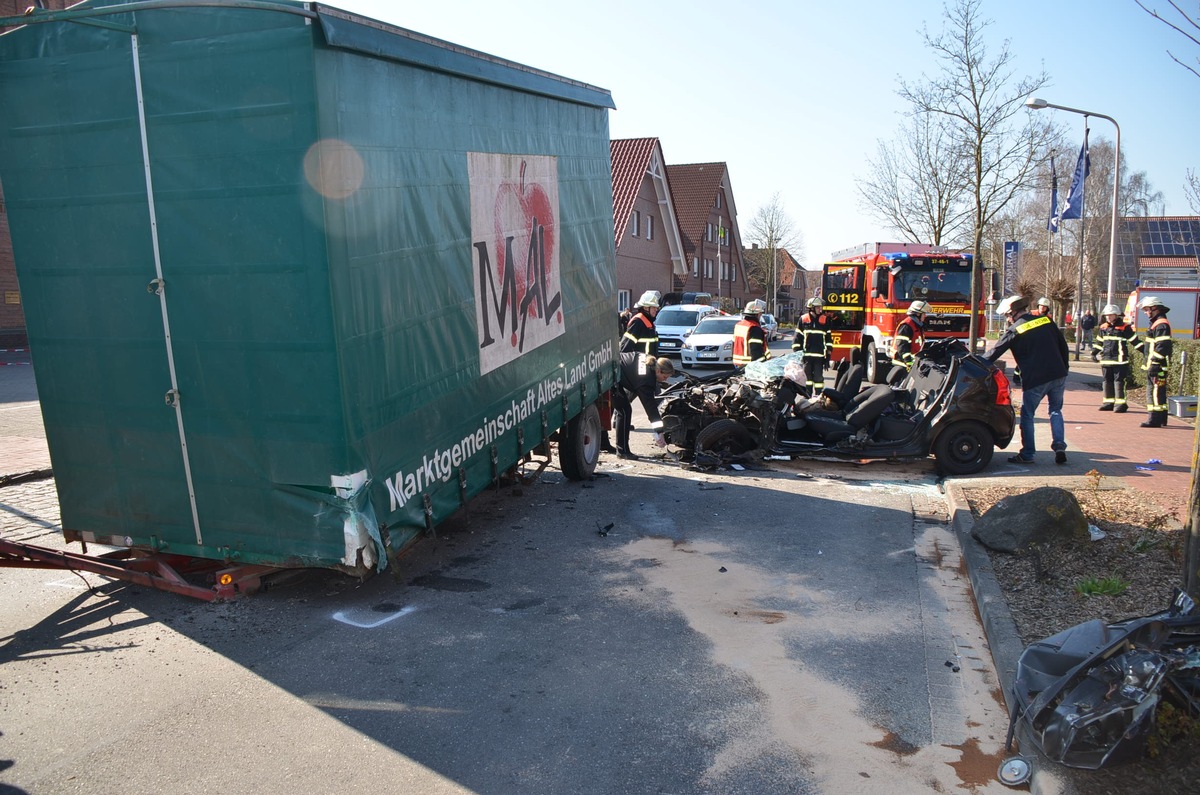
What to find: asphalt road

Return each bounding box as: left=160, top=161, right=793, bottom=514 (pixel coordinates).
left=0, top=346, right=1018, bottom=795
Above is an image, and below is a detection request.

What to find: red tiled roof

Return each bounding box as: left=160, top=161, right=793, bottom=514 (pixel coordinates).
left=665, top=162, right=727, bottom=255
left=610, top=138, right=659, bottom=246
left=1138, top=256, right=1200, bottom=268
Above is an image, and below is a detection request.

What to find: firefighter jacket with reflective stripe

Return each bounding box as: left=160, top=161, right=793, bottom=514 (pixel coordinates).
left=733, top=318, right=767, bottom=365
left=986, top=312, right=1068, bottom=389
left=792, top=312, right=832, bottom=359
left=621, top=311, right=658, bottom=356
left=1092, top=322, right=1141, bottom=365
left=892, top=316, right=923, bottom=367
left=1144, top=316, right=1173, bottom=373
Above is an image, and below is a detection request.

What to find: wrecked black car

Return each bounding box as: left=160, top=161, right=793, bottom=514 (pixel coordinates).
left=657, top=338, right=1015, bottom=476
left=1009, top=590, right=1200, bottom=769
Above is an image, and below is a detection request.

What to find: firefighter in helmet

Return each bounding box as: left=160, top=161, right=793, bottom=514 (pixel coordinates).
left=733, top=299, right=770, bottom=366
left=892, top=301, right=929, bottom=371
left=792, top=296, right=833, bottom=391
left=1034, top=297, right=1052, bottom=317
left=1138, top=295, right=1173, bottom=428
left=621, top=290, right=660, bottom=356
left=1091, top=303, right=1139, bottom=413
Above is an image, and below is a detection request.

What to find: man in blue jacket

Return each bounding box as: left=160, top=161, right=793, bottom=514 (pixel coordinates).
left=986, top=295, right=1070, bottom=465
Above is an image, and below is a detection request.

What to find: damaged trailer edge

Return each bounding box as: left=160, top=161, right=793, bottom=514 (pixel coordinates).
left=0, top=1, right=618, bottom=584
left=1008, top=589, right=1200, bottom=770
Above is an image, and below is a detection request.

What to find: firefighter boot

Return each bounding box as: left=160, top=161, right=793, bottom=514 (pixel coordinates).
left=1098, top=403, right=1114, bottom=411
left=1140, top=411, right=1167, bottom=428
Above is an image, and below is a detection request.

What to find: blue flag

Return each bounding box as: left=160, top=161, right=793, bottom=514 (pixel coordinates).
left=1060, top=131, right=1090, bottom=221
left=1047, top=158, right=1059, bottom=233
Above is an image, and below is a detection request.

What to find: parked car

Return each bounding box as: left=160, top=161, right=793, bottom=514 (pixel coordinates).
left=680, top=315, right=742, bottom=368
left=656, top=303, right=721, bottom=357
left=761, top=313, right=780, bottom=341
left=660, top=338, right=1016, bottom=475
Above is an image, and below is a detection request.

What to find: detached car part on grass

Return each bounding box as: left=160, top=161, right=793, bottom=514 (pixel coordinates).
left=659, top=339, right=1015, bottom=476
left=1008, top=590, right=1200, bottom=770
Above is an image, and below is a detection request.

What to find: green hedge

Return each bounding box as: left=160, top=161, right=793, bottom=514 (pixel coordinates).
left=1128, top=338, right=1200, bottom=395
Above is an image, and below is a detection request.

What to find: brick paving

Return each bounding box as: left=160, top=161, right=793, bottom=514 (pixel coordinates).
left=0, top=353, right=49, bottom=475
left=989, top=353, right=1196, bottom=512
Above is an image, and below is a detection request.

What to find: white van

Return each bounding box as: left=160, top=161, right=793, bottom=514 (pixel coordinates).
left=655, top=303, right=720, bottom=356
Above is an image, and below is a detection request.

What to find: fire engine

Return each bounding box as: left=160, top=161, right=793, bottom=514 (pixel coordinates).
left=1119, top=256, right=1200, bottom=340
left=821, top=242, right=982, bottom=382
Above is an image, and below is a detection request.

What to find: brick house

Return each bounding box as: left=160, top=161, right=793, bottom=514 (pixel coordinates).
left=742, top=244, right=809, bottom=322
left=665, top=162, right=749, bottom=312
left=610, top=138, right=687, bottom=312
left=0, top=0, right=73, bottom=346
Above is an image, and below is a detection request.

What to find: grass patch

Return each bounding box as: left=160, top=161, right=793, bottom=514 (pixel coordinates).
left=1074, top=574, right=1130, bottom=597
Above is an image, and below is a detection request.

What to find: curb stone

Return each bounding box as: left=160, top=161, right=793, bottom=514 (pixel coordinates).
left=945, top=480, right=1079, bottom=795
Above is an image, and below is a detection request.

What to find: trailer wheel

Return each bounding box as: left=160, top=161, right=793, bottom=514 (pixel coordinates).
left=695, top=418, right=756, bottom=456
left=933, top=420, right=994, bottom=476
left=560, top=404, right=601, bottom=481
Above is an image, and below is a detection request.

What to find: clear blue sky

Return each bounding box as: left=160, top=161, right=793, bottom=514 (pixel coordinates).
left=334, top=0, right=1198, bottom=267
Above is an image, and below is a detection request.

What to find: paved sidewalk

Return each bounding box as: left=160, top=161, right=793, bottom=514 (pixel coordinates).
left=984, top=354, right=1195, bottom=512
left=0, top=352, right=49, bottom=477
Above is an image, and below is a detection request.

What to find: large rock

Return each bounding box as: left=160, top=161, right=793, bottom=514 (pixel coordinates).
left=971, top=486, right=1088, bottom=553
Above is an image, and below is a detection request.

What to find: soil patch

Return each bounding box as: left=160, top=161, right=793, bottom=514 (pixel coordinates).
left=963, top=476, right=1197, bottom=794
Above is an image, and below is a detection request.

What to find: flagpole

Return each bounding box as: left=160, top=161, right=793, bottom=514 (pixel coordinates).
left=1025, top=97, right=1121, bottom=304
left=1074, top=129, right=1088, bottom=361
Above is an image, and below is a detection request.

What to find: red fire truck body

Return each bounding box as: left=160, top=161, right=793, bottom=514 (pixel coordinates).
left=821, top=242, right=981, bottom=382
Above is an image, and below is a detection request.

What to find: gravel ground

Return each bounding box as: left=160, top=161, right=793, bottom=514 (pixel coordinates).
left=963, top=478, right=1198, bottom=794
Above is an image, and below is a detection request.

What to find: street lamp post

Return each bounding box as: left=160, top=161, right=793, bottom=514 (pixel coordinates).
left=1024, top=96, right=1121, bottom=306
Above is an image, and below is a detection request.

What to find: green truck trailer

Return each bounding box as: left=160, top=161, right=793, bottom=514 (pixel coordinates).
left=0, top=0, right=618, bottom=593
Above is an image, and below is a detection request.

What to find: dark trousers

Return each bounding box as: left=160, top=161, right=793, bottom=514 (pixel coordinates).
left=1147, top=372, right=1169, bottom=425
left=612, top=388, right=634, bottom=453
left=1101, top=364, right=1129, bottom=406
left=803, top=358, right=826, bottom=389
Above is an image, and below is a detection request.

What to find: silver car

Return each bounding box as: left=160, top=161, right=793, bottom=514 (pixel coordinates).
left=680, top=315, right=742, bottom=367
left=654, top=303, right=719, bottom=357
left=760, top=313, right=780, bottom=341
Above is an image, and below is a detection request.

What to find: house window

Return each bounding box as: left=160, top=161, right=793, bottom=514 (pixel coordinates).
left=692, top=257, right=699, bottom=277
left=716, top=192, right=723, bottom=209
left=618, top=289, right=631, bottom=311
left=719, top=221, right=727, bottom=246
left=704, top=258, right=713, bottom=278
left=631, top=210, right=640, bottom=237
left=731, top=264, right=737, bottom=281
left=646, top=215, right=654, bottom=241
left=705, top=223, right=713, bottom=243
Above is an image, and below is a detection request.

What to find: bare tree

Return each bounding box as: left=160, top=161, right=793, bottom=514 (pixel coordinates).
left=745, top=193, right=805, bottom=314
left=1186, top=168, right=1200, bottom=213
left=1135, top=0, right=1200, bottom=78
left=856, top=111, right=972, bottom=245
left=899, top=0, right=1051, bottom=348
left=1136, top=2, right=1200, bottom=213
left=1059, top=137, right=1166, bottom=305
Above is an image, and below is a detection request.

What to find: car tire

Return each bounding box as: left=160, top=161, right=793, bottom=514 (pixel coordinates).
left=695, top=418, right=756, bottom=455
left=932, top=420, right=994, bottom=476
left=559, top=403, right=601, bottom=481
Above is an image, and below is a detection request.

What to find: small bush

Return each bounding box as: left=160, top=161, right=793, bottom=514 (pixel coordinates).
left=1127, top=338, right=1200, bottom=393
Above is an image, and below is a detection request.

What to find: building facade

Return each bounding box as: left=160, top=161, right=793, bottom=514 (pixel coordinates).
left=610, top=138, right=686, bottom=312
left=664, top=162, right=749, bottom=312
